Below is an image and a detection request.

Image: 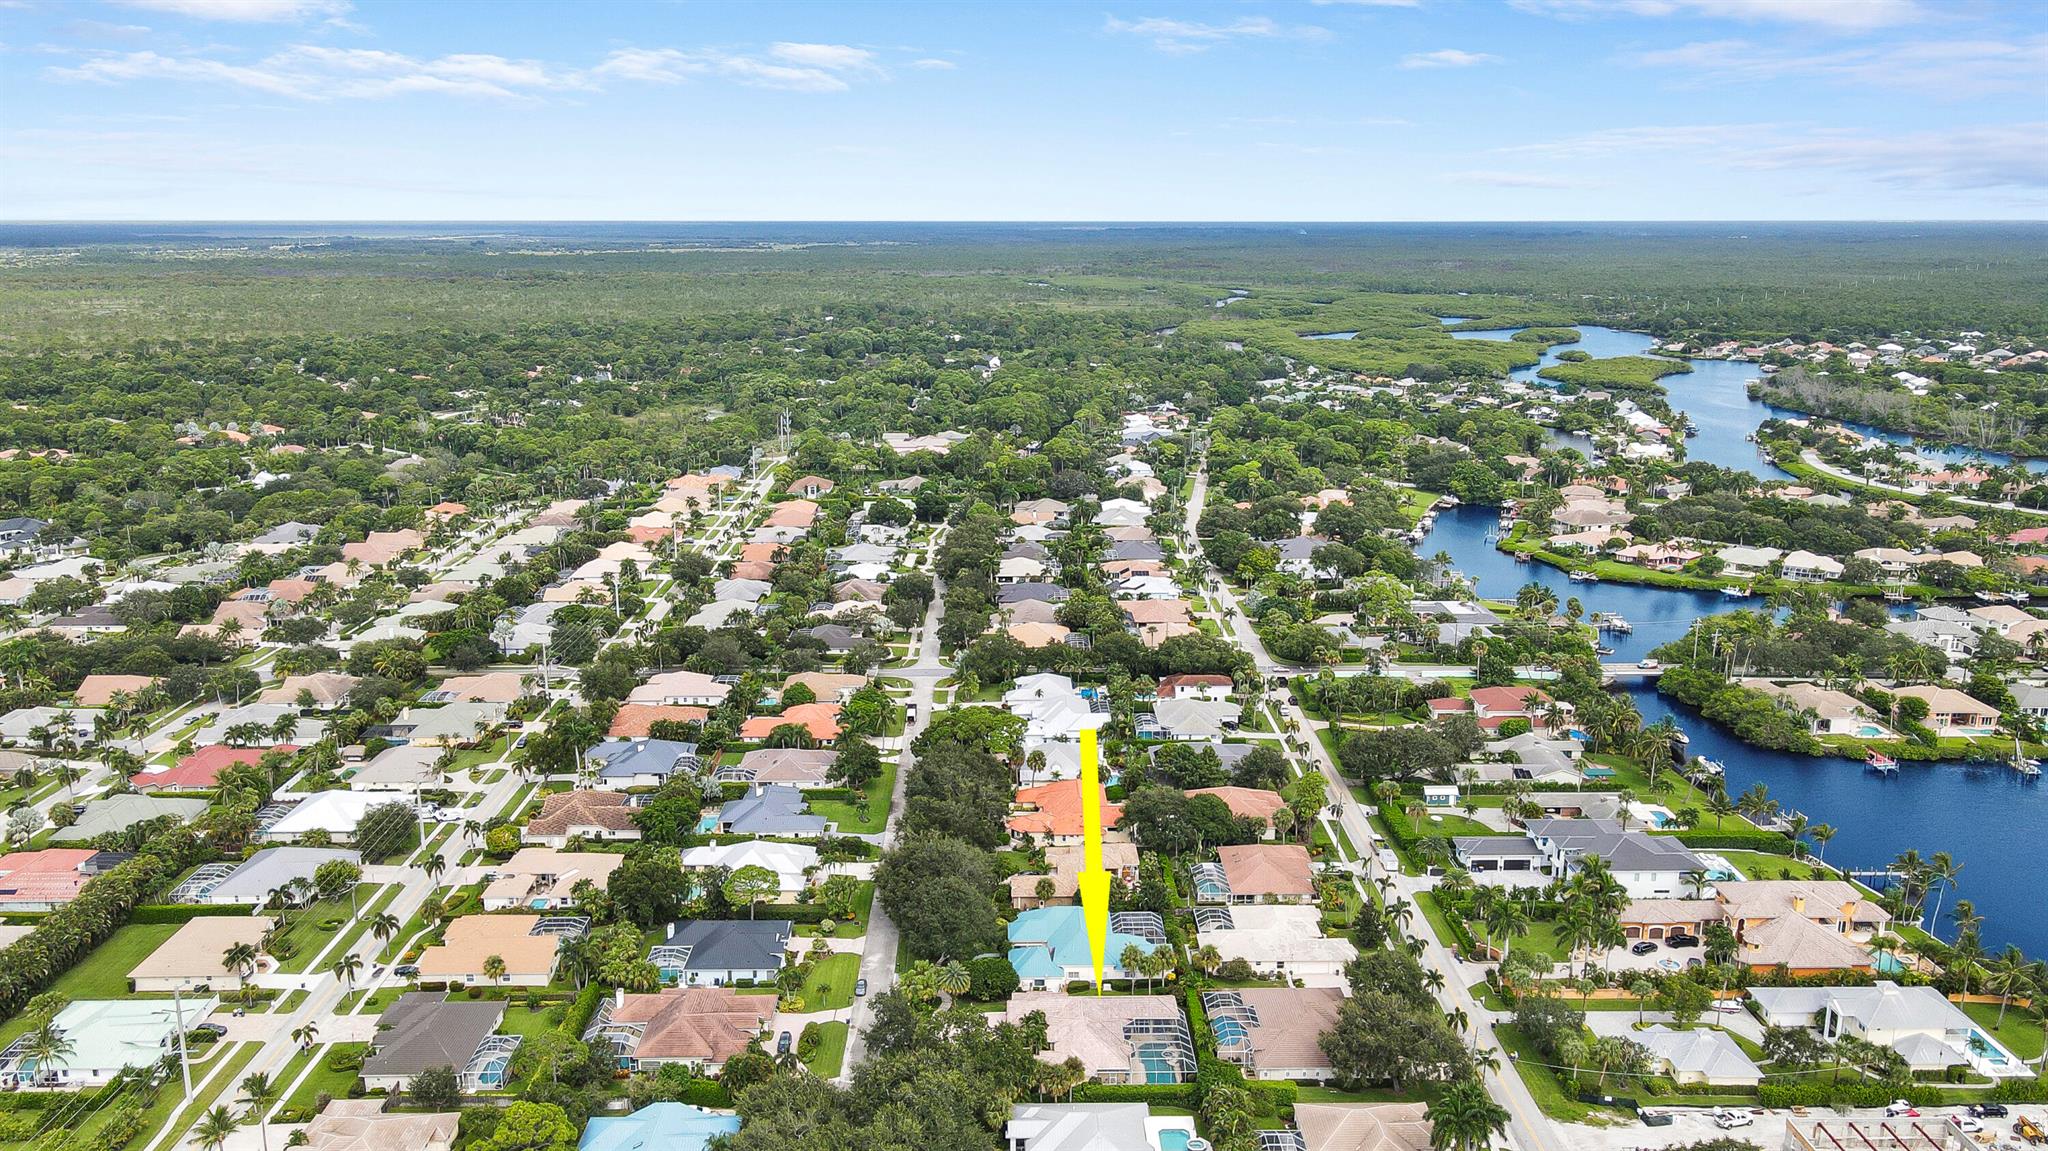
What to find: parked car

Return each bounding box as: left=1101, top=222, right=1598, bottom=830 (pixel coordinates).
left=1665, top=933, right=1699, bottom=948
left=1885, top=1101, right=1919, bottom=1118
left=1639, top=657, right=1661, bottom=669
left=776, top=1031, right=793, bottom=1056
left=1709, top=1001, right=1744, bottom=1014
left=1971, top=1103, right=2010, bottom=1118
left=1951, top=1116, right=1984, bottom=1133
left=1629, top=941, right=1658, bottom=955
left=394, top=964, right=420, bottom=978
left=1712, top=1109, right=1753, bottom=1131
left=193, top=1022, right=228, bottom=1037
left=854, top=978, right=868, bottom=997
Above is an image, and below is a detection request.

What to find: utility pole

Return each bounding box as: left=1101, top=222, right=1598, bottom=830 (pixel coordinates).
left=170, top=984, right=193, bottom=1096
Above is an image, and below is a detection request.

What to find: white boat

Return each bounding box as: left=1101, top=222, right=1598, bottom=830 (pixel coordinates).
left=1867, top=749, right=1899, bottom=774
left=1720, top=585, right=1751, bottom=599
left=1569, top=570, right=1599, bottom=583
left=1691, top=757, right=1724, bottom=777
left=1598, top=615, right=1633, bottom=633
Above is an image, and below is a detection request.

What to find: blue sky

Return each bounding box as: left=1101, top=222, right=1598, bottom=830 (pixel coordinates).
left=2, top=0, right=2043, bottom=220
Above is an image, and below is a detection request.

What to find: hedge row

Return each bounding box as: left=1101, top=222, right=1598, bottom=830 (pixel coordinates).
left=562, top=982, right=603, bottom=1038
left=1073, top=1083, right=1195, bottom=1107
left=1759, top=1082, right=1942, bottom=1109
left=130, top=904, right=259, bottom=923
left=1667, top=832, right=1794, bottom=855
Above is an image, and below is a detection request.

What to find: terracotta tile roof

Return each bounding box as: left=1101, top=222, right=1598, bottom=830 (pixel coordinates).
left=607, top=987, right=769, bottom=1064
left=1007, top=780, right=1123, bottom=838
left=608, top=704, right=710, bottom=739
left=74, top=674, right=158, bottom=707
left=526, top=790, right=638, bottom=838
left=738, top=702, right=841, bottom=743
left=133, top=744, right=298, bottom=790
left=1187, top=787, right=1286, bottom=823
left=1216, top=844, right=1314, bottom=897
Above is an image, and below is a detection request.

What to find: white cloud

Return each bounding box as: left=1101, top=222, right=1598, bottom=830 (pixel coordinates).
left=910, top=58, right=957, bottom=70
left=1634, top=34, right=2048, bottom=94
left=51, top=45, right=584, bottom=100
left=1104, top=15, right=1329, bottom=54
left=591, top=47, right=857, bottom=93
left=769, top=42, right=881, bottom=74
left=1399, top=48, right=1499, bottom=68
left=113, top=0, right=352, bottom=22
left=1508, top=0, right=1922, bottom=32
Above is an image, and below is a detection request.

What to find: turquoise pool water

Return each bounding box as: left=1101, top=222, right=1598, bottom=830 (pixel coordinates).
left=1157, top=1131, right=1194, bottom=1151
left=696, top=814, right=717, bottom=833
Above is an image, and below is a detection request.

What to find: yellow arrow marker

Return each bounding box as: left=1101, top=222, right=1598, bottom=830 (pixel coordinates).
left=1076, top=726, right=1111, bottom=995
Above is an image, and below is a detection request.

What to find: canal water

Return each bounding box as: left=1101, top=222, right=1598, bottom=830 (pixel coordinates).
left=1410, top=320, right=2048, bottom=957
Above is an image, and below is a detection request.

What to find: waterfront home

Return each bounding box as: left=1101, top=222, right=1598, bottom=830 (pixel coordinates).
left=579, top=1104, right=738, bottom=1151
left=1274, top=536, right=1334, bottom=580
left=1734, top=679, right=1886, bottom=738
left=1619, top=898, right=1721, bottom=943
left=1715, top=545, right=1783, bottom=578
left=482, top=848, right=625, bottom=911
left=1890, top=684, right=1999, bottom=737
left=1006, top=906, right=1164, bottom=990
left=1193, top=904, right=1356, bottom=982
left=1615, top=543, right=1703, bottom=572
left=1550, top=501, right=1633, bottom=532
left=1189, top=844, right=1314, bottom=904
left=648, top=919, right=791, bottom=986
left=1748, top=982, right=1991, bottom=1073
left=1008, top=841, right=1142, bottom=908
left=1409, top=599, right=1502, bottom=645
left=361, top=993, right=509, bottom=1092
left=1638, top=1026, right=1763, bottom=1088
left=1781, top=550, right=1846, bottom=582
left=1459, top=817, right=1710, bottom=899
left=1201, top=986, right=1345, bottom=1081
left=1885, top=613, right=1979, bottom=658
left=0, top=998, right=220, bottom=1088
left=524, top=791, right=642, bottom=848
left=1005, top=992, right=1196, bottom=1085
left=2014, top=683, right=2048, bottom=721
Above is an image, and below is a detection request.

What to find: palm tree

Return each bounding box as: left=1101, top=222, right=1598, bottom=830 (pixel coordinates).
left=22, top=1023, right=73, bottom=1085
left=1986, top=947, right=2032, bottom=1026
left=291, top=1022, right=319, bottom=1051
left=1118, top=944, right=1144, bottom=988
left=482, top=954, right=507, bottom=986
left=239, top=1071, right=277, bottom=1151
left=1629, top=976, right=1655, bottom=1025
left=371, top=912, right=400, bottom=949
left=423, top=853, right=446, bottom=889
left=331, top=953, right=363, bottom=989
left=938, top=959, right=971, bottom=1001
left=1426, top=1077, right=1510, bottom=1151
left=1681, top=869, right=1709, bottom=899
left=1924, top=851, right=1961, bottom=934
left=1810, top=823, right=1836, bottom=865
left=1483, top=899, right=1531, bottom=965
left=191, top=1105, right=238, bottom=1151
left=1193, top=945, right=1222, bottom=978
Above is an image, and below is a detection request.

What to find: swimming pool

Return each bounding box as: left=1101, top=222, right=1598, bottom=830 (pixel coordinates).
left=1156, top=1131, right=1194, bottom=1151
left=1969, top=1029, right=2014, bottom=1067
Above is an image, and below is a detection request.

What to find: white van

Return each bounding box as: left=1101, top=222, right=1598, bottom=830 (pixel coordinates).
left=1376, top=848, right=1400, bottom=872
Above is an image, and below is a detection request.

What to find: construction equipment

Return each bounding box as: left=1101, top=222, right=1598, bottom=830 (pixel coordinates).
left=2014, top=1116, right=2046, bottom=1145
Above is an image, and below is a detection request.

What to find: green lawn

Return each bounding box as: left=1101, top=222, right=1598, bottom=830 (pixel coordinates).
left=796, top=881, right=876, bottom=938
left=808, top=761, right=896, bottom=835
left=1963, top=1000, right=2046, bottom=1063
left=496, top=1002, right=568, bottom=1040
left=791, top=954, right=860, bottom=1012
left=803, top=1021, right=849, bottom=1078
left=1394, top=811, right=1499, bottom=838
left=280, top=1042, right=368, bottom=1117
left=1718, top=850, right=1824, bottom=881
left=1494, top=1023, right=1626, bottom=1125
left=274, top=886, right=386, bottom=972
left=157, top=1041, right=261, bottom=1150
left=0, top=923, right=178, bottom=1047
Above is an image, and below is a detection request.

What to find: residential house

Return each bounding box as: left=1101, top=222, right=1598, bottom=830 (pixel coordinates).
left=180, top=847, right=361, bottom=906
left=588, top=738, right=701, bottom=790
left=1185, top=787, right=1286, bottom=835
left=1008, top=780, right=1124, bottom=847
left=1189, top=845, right=1314, bottom=904
left=52, top=794, right=207, bottom=843
left=679, top=840, right=817, bottom=897
left=1279, top=1104, right=1432, bottom=1151
left=524, top=791, right=642, bottom=848
left=1457, top=817, right=1710, bottom=899
left=582, top=987, right=769, bottom=1072
left=1194, top=904, right=1356, bottom=983
left=0, top=848, right=98, bottom=909
left=1201, top=986, right=1345, bottom=1081
left=1637, top=1026, right=1763, bottom=1088
left=1749, top=982, right=1996, bottom=1074
left=606, top=704, right=710, bottom=740
left=712, top=748, right=835, bottom=788
left=1003, top=1104, right=1199, bottom=1151
left=1156, top=674, right=1232, bottom=701
left=715, top=784, right=827, bottom=836
left=299, top=1100, right=459, bottom=1151
left=578, top=1104, right=737, bottom=1151
left=1006, top=906, right=1165, bottom=990
left=482, top=848, right=625, bottom=911
left=1735, top=679, right=1885, bottom=737
left=1781, top=550, right=1846, bottom=582
left=1144, top=698, right=1240, bottom=741
left=627, top=671, right=732, bottom=708
left=1890, top=684, right=1999, bottom=737
left=1003, top=992, right=1195, bottom=1084
left=786, top=475, right=834, bottom=497
left=1715, top=545, right=1784, bottom=578
left=1008, top=842, right=1141, bottom=909
left=360, top=993, right=511, bottom=1092
left=414, top=915, right=565, bottom=987
left=257, top=672, right=360, bottom=709
left=648, top=919, right=791, bottom=986
left=737, top=702, right=841, bottom=745
left=0, top=999, right=219, bottom=1088
left=127, top=915, right=274, bottom=992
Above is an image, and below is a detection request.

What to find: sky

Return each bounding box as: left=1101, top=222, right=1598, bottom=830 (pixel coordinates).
left=1, top=0, right=2044, bottom=221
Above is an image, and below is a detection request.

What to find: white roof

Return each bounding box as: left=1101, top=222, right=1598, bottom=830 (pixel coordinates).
left=267, top=790, right=390, bottom=837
